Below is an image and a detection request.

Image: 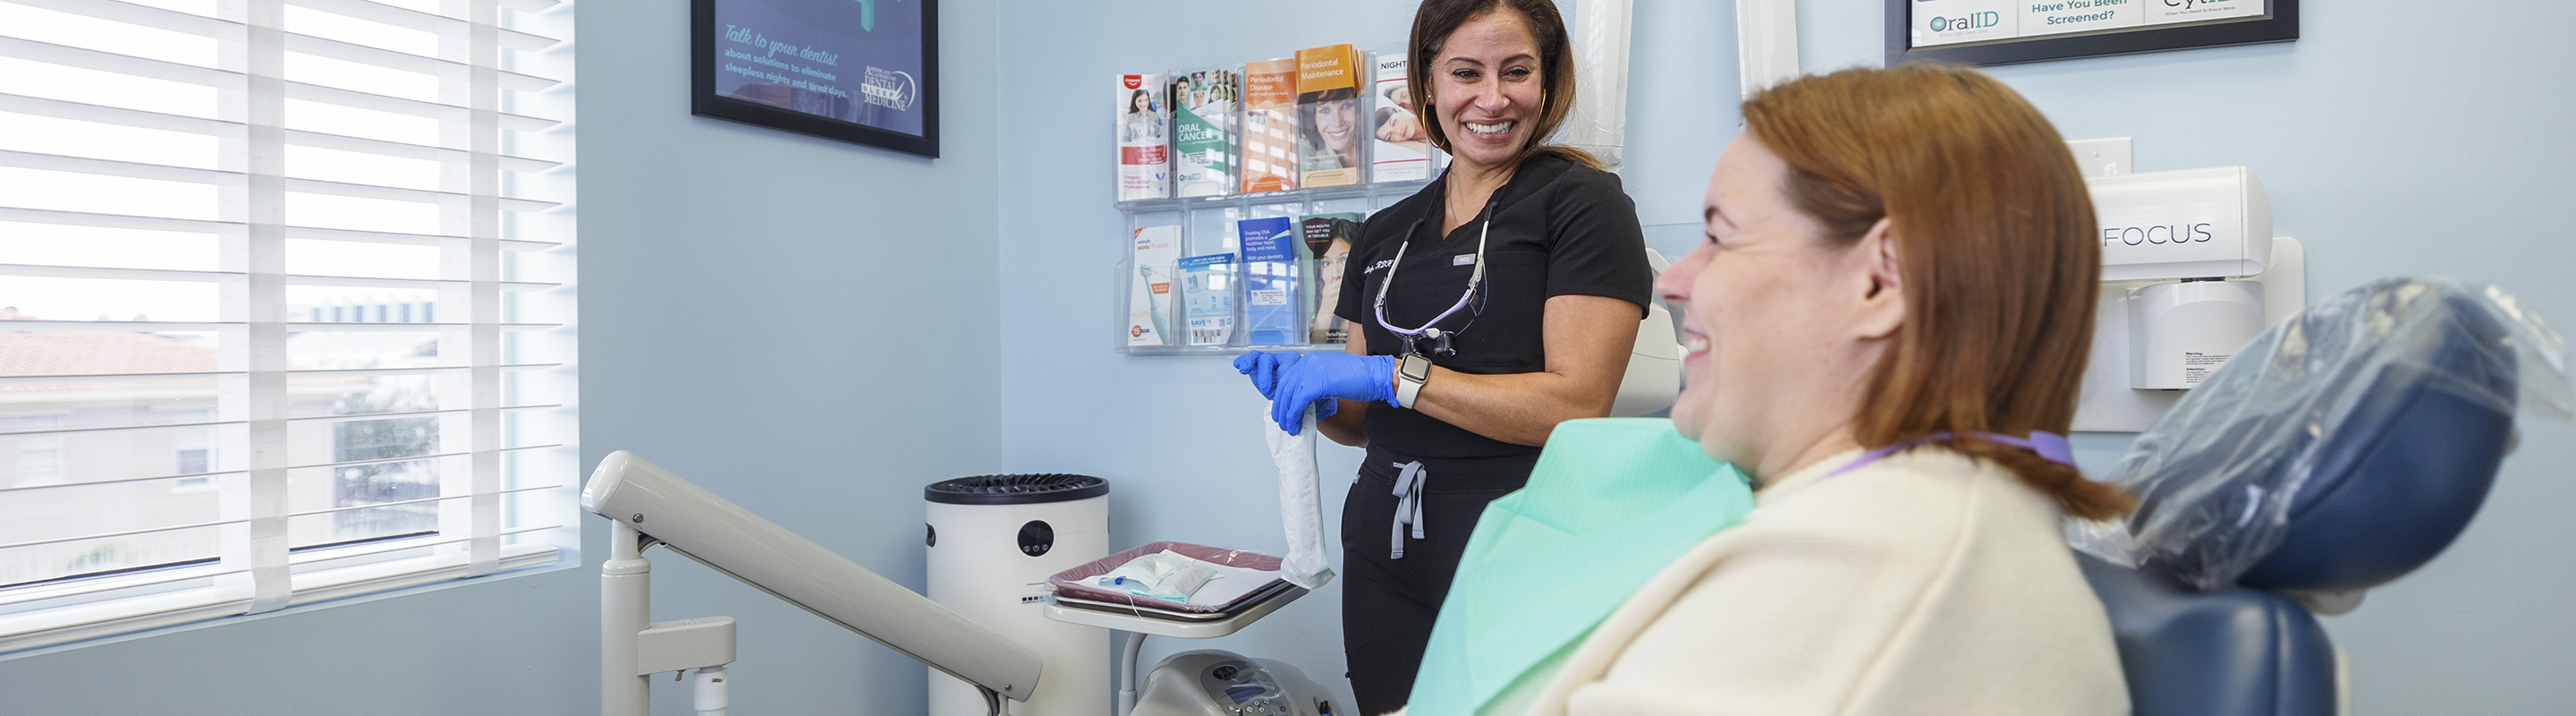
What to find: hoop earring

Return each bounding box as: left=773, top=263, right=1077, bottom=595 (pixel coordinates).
left=1423, top=107, right=1447, bottom=152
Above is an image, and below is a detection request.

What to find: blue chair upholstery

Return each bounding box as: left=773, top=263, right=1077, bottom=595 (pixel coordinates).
left=2078, top=554, right=2337, bottom=716
left=2082, top=285, right=2522, bottom=716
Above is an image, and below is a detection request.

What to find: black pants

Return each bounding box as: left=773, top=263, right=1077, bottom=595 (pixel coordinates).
left=1340, top=449, right=1537, bottom=716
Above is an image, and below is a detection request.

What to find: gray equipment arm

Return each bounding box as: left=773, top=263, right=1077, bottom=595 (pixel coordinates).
left=584, top=450, right=1045, bottom=702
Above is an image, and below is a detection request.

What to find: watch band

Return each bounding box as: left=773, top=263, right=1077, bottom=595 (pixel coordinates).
left=1395, top=354, right=1432, bottom=409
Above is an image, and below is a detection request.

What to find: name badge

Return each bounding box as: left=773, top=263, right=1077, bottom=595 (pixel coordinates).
left=1453, top=254, right=1476, bottom=266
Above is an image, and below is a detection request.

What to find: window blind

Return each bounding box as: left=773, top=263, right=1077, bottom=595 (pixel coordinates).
left=0, top=0, right=576, bottom=652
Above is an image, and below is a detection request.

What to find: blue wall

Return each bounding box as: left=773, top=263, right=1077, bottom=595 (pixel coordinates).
left=1906, top=4, right=2576, bottom=713
left=990, top=4, right=1758, bottom=712
left=1794, top=2, right=2576, bottom=712
left=996, top=2, right=2576, bottom=715
left=576, top=0, right=1007, bottom=713
left=4, top=1, right=2569, bottom=714
left=996, top=4, right=1427, bottom=712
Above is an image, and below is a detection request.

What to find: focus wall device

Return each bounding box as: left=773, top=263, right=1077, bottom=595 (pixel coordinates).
left=2069, top=157, right=2309, bottom=432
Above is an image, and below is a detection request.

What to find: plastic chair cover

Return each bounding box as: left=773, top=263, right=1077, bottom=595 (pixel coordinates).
left=2069, top=277, right=2572, bottom=590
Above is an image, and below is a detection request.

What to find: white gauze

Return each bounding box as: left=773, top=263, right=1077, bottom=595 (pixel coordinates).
left=1263, top=406, right=1335, bottom=589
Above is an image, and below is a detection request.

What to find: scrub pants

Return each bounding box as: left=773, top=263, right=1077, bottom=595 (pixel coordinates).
left=1340, top=450, right=1538, bottom=716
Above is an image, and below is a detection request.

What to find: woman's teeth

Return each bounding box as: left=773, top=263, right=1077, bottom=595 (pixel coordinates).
left=1683, top=333, right=1708, bottom=353
left=1465, top=120, right=1513, bottom=135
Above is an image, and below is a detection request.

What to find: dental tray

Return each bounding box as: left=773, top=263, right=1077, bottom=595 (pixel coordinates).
left=1048, top=541, right=1289, bottom=614
left=1051, top=580, right=1298, bottom=622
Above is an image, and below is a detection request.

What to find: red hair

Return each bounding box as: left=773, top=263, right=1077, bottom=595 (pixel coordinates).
left=1743, top=65, right=2132, bottom=520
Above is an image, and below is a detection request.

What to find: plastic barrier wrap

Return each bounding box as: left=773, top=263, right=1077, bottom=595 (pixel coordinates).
left=1562, top=0, right=1632, bottom=169
left=2069, top=277, right=2572, bottom=590
left=1048, top=541, right=1288, bottom=615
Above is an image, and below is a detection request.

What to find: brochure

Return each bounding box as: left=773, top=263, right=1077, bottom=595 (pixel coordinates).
left=1238, top=217, right=1304, bottom=345
left=1293, top=44, right=1364, bottom=189
left=1179, top=253, right=1240, bottom=346
left=1116, top=72, right=1172, bottom=201
left=1301, top=213, right=1365, bottom=345
left=1240, top=58, right=1299, bottom=193
left=1368, top=47, right=1436, bottom=183
left=1127, top=226, right=1181, bottom=346
left=1170, top=65, right=1241, bottom=198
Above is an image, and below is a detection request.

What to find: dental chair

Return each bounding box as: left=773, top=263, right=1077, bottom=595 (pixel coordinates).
left=2071, top=278, right=2572, bottom=716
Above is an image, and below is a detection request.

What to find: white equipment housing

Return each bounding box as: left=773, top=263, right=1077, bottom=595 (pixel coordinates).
left=1610, top=249, right=1684, bottom=417
left=1130, top=651, right=1336, bottom=716
left=2088, top=166, right=2277, bottom=390
left=928, top=480, right=1111, bottom=716
left=2091, top=166, right=2272, bottom=283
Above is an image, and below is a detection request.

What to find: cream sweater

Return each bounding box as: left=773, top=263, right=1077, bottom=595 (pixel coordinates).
left=1510, top=447, right=2131, bottom=716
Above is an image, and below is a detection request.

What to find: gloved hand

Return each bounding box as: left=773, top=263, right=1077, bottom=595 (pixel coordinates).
left=1267, top=352, right=1397, bottom=435
left=1239, top=351, right=1340, bottom=423
left=1233, top=350, right=1306, bottom=400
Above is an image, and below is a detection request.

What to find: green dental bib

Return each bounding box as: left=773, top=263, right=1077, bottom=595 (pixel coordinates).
left=1404, top=418, right=1755, bottom=716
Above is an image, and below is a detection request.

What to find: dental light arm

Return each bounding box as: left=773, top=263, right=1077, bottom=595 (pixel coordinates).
left=583, top=450, right=1044, bottom=712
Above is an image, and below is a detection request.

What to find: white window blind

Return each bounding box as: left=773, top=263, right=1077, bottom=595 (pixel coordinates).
left=0, top=0, right=577, bottom=652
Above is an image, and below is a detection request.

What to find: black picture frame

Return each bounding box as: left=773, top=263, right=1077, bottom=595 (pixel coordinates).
left=691, top=0, right=940, bottom=158
left=1886, top=0, right=2296, bottom=67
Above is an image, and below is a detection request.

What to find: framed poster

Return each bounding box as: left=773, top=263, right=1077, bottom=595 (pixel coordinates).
left=1887, top=0, right=2296, bottom=67
left=693, top=0, right=940, bottom=158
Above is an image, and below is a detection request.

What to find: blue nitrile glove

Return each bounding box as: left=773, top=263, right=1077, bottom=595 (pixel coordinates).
left=1233, top=350, right=1305, bottom=400
left=1238, top=351, right=1339, bottom=423
left=1267, top=353, right=1397, bottom=435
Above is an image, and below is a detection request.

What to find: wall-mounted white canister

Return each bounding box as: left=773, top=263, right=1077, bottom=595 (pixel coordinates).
left=2128, top=280, right=2267, bottom=390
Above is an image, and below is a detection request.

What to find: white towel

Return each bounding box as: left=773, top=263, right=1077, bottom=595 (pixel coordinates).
left=1263, top=406, right=1335, bottom=589
left=1094, top=550, right=1220, bottom=602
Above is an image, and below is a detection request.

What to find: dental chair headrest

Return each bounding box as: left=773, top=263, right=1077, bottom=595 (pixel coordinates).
left=2071, top=277, right=2572, bottom=593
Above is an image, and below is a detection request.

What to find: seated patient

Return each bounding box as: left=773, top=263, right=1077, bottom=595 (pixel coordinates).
left=1415, top=65, right=2137, bottom=716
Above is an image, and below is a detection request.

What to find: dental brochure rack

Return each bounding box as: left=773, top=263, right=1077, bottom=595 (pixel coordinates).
left=1044, top=582, right=1309, bottom=716
left=1115, top=178, right=1428, bottom=355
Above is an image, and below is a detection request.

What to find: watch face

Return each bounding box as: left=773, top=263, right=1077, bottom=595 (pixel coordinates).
left=1402, top=354, right=1433, bottom=381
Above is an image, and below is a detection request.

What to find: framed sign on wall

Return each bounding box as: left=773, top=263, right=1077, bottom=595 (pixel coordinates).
left=1887, top=0, right=2297, bottom=67
left=693, top=0, right=941, bottom=158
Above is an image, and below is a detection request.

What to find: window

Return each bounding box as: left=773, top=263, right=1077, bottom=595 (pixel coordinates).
left=0, top=0, right=578, bottom=653
left=11, top=415, right=65, bottom=487
left=166, top=409, right=213, bottom=492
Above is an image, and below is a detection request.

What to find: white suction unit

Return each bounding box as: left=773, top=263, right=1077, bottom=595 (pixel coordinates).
left=1610, top=249, right=1685, bottom=417
left=2089, top=166, right=2273, bottom=390
left=928, top=475, right=1113, bottom=716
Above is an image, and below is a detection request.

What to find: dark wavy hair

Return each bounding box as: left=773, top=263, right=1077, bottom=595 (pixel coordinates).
left=1405, top=0, right=1598, bottom=170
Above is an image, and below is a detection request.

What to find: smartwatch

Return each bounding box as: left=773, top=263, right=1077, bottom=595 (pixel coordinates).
left=1395, top=353, right=1433, bottom=409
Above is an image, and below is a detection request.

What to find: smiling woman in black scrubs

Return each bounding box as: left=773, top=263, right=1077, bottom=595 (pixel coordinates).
left=1232, top=1, right=1648, bottom=712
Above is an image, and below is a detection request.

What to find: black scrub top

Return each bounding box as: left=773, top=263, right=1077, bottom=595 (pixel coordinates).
left=1333, top=151, right=1652, bottom=459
